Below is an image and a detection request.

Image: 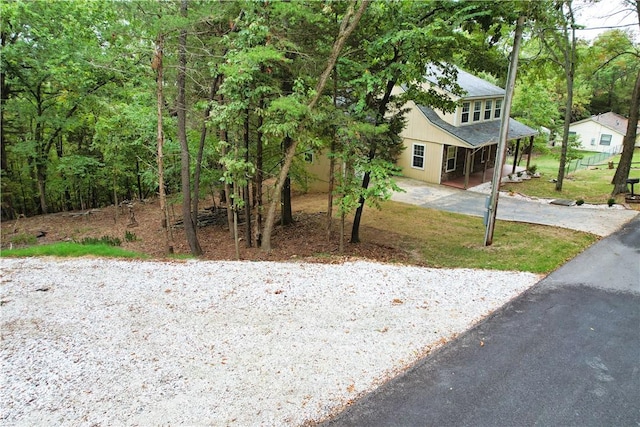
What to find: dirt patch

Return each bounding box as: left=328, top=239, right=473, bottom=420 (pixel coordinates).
left=1, top=193, right=423, bottom=266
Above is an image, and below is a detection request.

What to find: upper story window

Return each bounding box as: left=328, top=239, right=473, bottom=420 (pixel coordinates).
left=473, top=101, right=482, bottom=121
left=459, top=98, right=503, bottom=125
left=461, top=102, right=470, bottom=123
left=484, top=100, right=493, bottom=120
left=494, top=99, right=502, bottom=119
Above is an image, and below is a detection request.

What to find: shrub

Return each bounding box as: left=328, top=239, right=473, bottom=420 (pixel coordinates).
left=75, top=235, right=122, bottom=246
left=528, top=164, right=538, bottom=174
left=10, top=233, right=37, bottom=246
left=124, top=231, right=138, bottom=242
left=607, top=198, right=615, bottom=207
left=576, top=199, right=584, bottom=206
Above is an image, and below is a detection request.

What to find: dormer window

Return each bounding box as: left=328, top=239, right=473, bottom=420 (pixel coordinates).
left=494, top=99, right=502, bottom=119
left=484, top=100, right=492, bottom=120
left=458, top=97, right=504, bottom=125
left=461, top=102, right=470, bottom=123
left=473, top=101, right=482, bottom=121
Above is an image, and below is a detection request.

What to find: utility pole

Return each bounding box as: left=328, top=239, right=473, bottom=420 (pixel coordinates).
left=484, top=15, right=525, bottom=246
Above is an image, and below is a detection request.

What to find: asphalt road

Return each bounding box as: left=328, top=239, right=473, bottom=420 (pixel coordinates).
left=323, top=216, right=640, bottom=426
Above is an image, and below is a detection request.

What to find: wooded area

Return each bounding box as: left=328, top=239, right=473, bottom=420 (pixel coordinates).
left=1, top=0, right=638, bottom=255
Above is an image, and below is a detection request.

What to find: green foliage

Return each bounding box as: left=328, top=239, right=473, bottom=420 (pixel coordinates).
left=582, top=30, right=640, bottom=116
left=512, top=78, right=561, bottom=134
left=2, top=0, right=629, bottom=253
left=74, top=235, right=122, bottom=247
left=124, top=231, right=138, bottom=242
left=554, top=133, right=584, bottom=169
left=8, top=233, right=37, bottom=246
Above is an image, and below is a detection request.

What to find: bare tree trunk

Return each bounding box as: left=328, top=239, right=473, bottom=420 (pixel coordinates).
left=233, top=139, right=241, bottom=259
left=611, top=68, right=640, bottom=195
left=193, top=76, right=220, bottom=224
left=261, top=0, right=369, bottom=252
left=154, top=34, right=173, bottom=254
left=219, top=127, right=234, bottom=240
left=177, top=0, right=202, bottom=256
left=327, top=66, right=338, bottom=240
left=555, top=2, right=577, bottom=192
left=350, top=75, right=398, bottom=243
left=281, top=136, right=294, bottom=226
left=0, top=36, right=7, bottom=175
left=255, top=99, right=264, bottom=247
left=244, top=108, right=252, bottom=247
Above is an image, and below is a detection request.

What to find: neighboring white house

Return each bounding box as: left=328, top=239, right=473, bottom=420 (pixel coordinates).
left=569, top=112, right=639, bottom=154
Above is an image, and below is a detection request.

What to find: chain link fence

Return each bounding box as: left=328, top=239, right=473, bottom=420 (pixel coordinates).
left=566, top=146, right=622, bottom=173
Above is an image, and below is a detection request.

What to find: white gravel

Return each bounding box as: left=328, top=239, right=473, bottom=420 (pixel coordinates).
left=1, top=257, right=541, bottom=426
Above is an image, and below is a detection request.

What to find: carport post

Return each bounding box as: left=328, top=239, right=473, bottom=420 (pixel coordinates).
left=525, top=135, right=534, bottom=171
left=485, top=15, right=524, bottom=246
left=512, top=138, right=521, bottom=174
left=464, top=149, right=472, bottom=189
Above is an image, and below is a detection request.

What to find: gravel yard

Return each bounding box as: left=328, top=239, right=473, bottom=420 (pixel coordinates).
left=1, top=257, right=541, bottom=426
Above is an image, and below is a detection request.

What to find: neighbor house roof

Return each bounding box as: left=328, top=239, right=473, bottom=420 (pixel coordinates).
left=571, top=112, right=633, bottom=136
left=416, top=105, right=538, bottom=148
left=425, top=65, right=505, bottom=98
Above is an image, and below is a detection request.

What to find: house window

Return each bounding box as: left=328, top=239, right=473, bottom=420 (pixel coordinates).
left=461, top=102, right=470, bottom=123
left=599, top=134, right=612, bottom=146
left=446, top=146, right=457, bottom=172
left=590, top=138, right=596, bottom=146
left=412, top=144, right=425, bottom=169
left=473, top=101, right=482, bottom=121
left=494, top=99, right=502, bottom=119
left=304, top=151, right=314, bottom=162
left=484, top=100, right=492, bottom=120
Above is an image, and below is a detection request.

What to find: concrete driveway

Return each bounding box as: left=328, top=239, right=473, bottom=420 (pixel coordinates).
left=391, top=177, right=639, bottom=237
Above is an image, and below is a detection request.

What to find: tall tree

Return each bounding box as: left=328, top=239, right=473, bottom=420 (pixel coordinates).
left=176, top=0, right=202, bottom=256
left=584, top=30, right=639, bottom=115
left=612, top=0, right=640, bottom=195
left=153, top=34, right=173, bottom=254
left=1, top=0, right=126, bottom=213
left=538, top=0, right=579, bottom=192
left=260, top=0, right=370, bottom=252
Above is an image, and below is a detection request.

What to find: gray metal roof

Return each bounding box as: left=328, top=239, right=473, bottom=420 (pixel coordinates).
left=426, top=65, right=505, bottom=98
left=416, top=105, right=538, bottom=147
left=573, top=111, right=635, bottom=136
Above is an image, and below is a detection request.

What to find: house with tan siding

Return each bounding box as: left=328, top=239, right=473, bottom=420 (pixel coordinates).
left=395, top=66, right=537, bottom=188
left=303, top=66, right=537, bottom=191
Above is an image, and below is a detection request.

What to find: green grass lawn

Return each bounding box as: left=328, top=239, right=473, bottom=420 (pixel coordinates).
left=503, top=148, right=640, bottom=205
left=0, top=242, right=146, bottom=259
left=363, top=202, right=598, bottom=274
